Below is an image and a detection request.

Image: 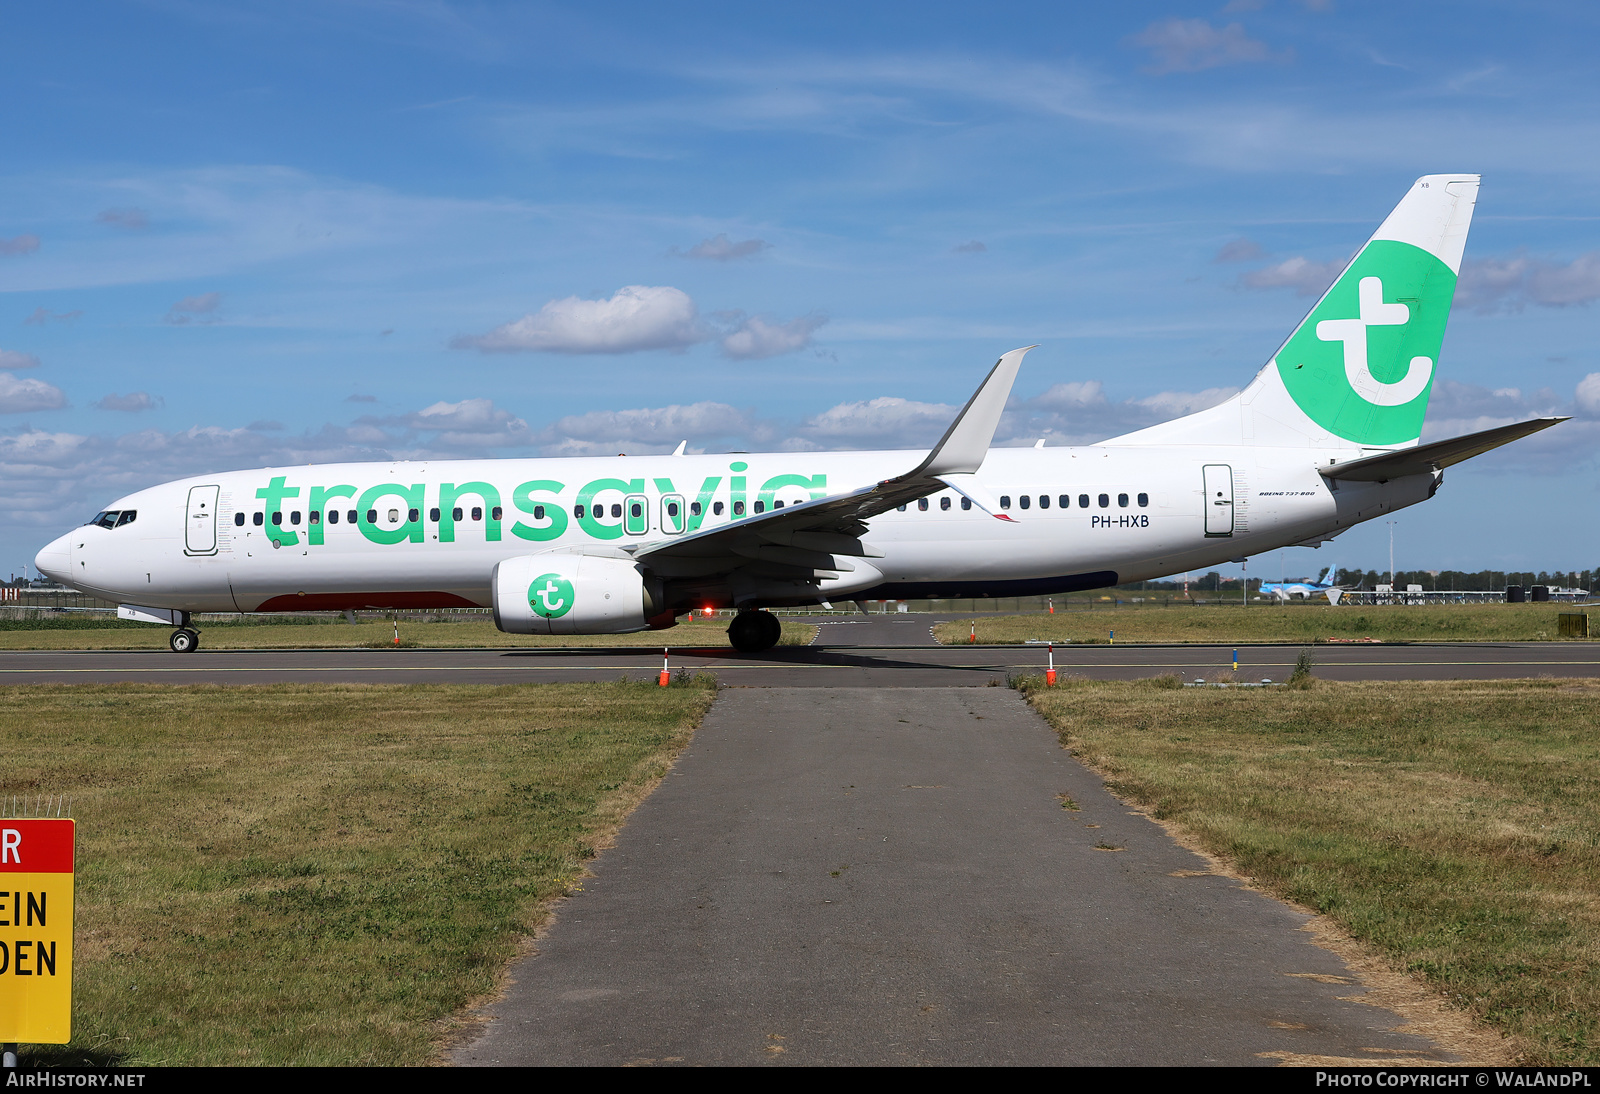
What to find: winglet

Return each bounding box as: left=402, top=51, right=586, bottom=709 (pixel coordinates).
left=909, top=346, right=1035, bottom=479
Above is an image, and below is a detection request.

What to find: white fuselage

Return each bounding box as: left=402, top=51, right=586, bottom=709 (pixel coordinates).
left=33, top=442, right=1436, bottom=616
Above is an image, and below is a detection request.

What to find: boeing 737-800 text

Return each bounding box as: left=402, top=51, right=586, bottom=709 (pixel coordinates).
left=33, top=175, right=1564, bottom=653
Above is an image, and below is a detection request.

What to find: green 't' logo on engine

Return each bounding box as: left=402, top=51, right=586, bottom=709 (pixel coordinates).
left=1274, top=239, right=1457, bottom=447
left=529, top=574, right=575, bottom=619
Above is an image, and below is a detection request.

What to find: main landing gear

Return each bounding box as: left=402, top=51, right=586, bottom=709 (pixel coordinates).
left=168, top=627, right=201, bottom=653
left=727, top=609, right=782, bottom=654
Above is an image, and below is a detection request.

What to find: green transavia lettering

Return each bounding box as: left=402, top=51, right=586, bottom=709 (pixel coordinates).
left=244, top=465, right=829, bottom=548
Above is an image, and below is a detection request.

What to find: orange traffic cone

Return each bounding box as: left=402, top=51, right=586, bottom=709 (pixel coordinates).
left=659, top=647, right=671, bottom=687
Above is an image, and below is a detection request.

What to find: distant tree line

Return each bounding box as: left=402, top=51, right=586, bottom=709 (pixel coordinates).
left=1131, top=568, right=1595, bottom=594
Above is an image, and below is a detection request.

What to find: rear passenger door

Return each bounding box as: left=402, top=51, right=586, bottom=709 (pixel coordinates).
left=1202, top=464, right=1233, bottom=537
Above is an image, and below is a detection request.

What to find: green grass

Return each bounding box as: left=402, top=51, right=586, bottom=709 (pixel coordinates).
left=1020, top=676, right=1600, bottom=1064
left=0, top=617, right=816, bottom=650
left=935, top=603, right=1591, bottom=646
left=0, top=681, right=718, bottom=1066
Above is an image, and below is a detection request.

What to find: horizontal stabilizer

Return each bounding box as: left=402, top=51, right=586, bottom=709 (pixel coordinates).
left=1321, top=417, right=1566, bottom=482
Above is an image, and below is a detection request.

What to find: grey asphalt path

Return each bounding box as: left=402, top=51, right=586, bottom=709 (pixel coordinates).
left=454, top=688, right=1452, bottom=1067
left=2, top=640, right=1596, bottom=687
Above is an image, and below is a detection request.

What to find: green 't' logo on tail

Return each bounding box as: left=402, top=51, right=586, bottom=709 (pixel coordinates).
left=1275, top=239, right=1457, bottom=446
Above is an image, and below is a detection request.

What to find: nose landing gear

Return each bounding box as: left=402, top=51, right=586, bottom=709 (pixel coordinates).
left=169, top=627, right=201, bottom=653
left=727, top=609, right=782, bottom=654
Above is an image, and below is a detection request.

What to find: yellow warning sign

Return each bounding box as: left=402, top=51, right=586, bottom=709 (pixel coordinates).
left=0, top=819, right=74, bottom=1044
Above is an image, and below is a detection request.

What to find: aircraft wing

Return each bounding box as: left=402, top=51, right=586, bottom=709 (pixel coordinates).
left=1320, top=417, right=1567, bottom=483
left=628, top=346, right=1034, bottom=583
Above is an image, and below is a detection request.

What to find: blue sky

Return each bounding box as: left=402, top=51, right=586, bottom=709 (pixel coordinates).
left=2, top=1, right=1598, bottom=579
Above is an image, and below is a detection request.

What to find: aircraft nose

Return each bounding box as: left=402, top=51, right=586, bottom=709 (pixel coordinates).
left=34, top=533, right=71, bottom=585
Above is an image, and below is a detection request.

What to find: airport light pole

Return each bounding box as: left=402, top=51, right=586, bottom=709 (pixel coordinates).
left=1386, top=522, right=1397, bottom=587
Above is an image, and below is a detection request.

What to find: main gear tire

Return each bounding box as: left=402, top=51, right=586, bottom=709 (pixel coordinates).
left=728, top=610, right=781, bottom=654
left=169, top=628, right=200, bottom=653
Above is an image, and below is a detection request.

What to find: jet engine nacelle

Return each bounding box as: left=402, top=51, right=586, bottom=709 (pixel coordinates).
left=491, top=553, right=661, bottom=635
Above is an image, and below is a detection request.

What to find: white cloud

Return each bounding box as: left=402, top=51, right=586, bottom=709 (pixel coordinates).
left=93, top=392, right=161, bottom=412
left=361, top=397, right=533, bottom=450
left=720, top=313, right=827, bottom=360
left=676, top=233, right=769, bottom=261
left=0, top=350, right=41, bottom=370
left=1215, top=237, right=1266, bottom=263
left=1032, top=380, right=1106, bottom=410
left=1237, top=255, right=1345, bottom=296
left=23, top=309, right=81, bottom=326
left=1574, top=373, right=1600, bottom=417
left=455, top=285, right=703, bottom=354
left=1128, top=19, right=1283, bottom=75
left=0, top=235, right=40, bottom=257
left=96, top=207, right=150, bottom=230
left=166, top=291, right=223, bottom=325
left=1130, top=387, right=1240, bottom=419
left=0, top=373, right=67, bottom=414
left=1457, top=252, right=1600, bottom=314
left=537, top=401, right=756, bottom=456
left=1000, top=384, right=1237, bottom=445
left=798, top=396, right=956, bottom=449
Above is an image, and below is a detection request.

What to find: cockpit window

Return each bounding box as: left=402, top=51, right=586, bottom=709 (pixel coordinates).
left=87, top=510, right=136, bottom=529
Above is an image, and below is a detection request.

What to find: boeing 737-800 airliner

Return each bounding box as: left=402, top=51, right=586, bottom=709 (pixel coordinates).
left=32, top=175, right=1564, bottom=653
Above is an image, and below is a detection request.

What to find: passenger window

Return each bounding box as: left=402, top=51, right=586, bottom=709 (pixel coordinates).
left=917, top=498, right=928, bottom=511
left=430, top=508, right=441, bottom=522
left=234, top=513, right=245, bottom=527
left=713, top=501, right=724, bottom=516
left=732, top=501, right=745, bottom=516
left=349, top=510, right=359, bottom=524
left=271, top=512, right=283, bottom=526
left=1138, top=492, right=1149, bottom=507
left=290, top=511, right=301, bottom=526
left=690, top=502, right=702, bottom=516
left=631, top=502, right=644, bottom=518
left=1117, top=493, right=1128, bottom=508
left=1098, top=494, right=1109, bottom=508
left=1079, top=494, right=1089, bottom=509
left=387, top=509, right=399, bottom=524
left=960, top=498, right=971, bottom=510
left=1059, top=495, right=1070, bottom=508
left=328, top=510, right=340, bottom=524
left=407, top=508, right=419, bottom=523
left=1000, top=496, right=1011, bottom=509
left=574, top=505, right=585, bottom=518
left=773, top=500, right=784, bottom=509
left=470, top=507, right=480, bottom=521
left=940, top=496, right=950, bottom=510
left=897, top=504, right=907, bottom=512
left=667, top=501, right=680, bottom=517
left=309, top=511, right=320, bottom=525
left=253, top=512, right=264, bottom=526
left=533, top=505, right=546, bottom=520
left=1019, top=496, right=1030, bottom=509
left=491, top=507, right=502, bottom=520
left=1039, top=495, right=1049, bottom=509
left=610, top=504, right=622, bottom=519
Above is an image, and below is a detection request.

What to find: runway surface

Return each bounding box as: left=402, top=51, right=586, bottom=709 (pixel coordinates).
left=455, top=688, right=1454, bottom=1066
left=1, top=615, right=1594, bottom=687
